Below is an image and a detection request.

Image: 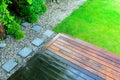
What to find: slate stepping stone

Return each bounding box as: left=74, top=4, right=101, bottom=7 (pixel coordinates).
left=21, top=22, right=31, bottom=27
left=2, top=59, right=17, bottom=72
left=0, top=43, right=6, bottom=48
left=32, top=38, right=44, bottom=46
left=32, top=25, right=42, bottom=31
left=18, top=47, right=32, bottom=57
left=43, top=30, right=54, bottom=37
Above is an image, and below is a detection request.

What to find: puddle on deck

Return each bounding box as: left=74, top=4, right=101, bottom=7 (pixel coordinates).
left=8, top=51, right=79, bottom=80
left=8, top=50, right=98, bottom=80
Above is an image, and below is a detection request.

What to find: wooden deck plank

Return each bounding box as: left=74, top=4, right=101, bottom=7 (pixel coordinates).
left=47, top=47, right=113, bottom=80
left=57, top=37, right=120, bottom=68
left=55, top=39, right=120, bottom=71
left=53, top=42, right=120, bottom=79
left=45, top=50, right=104, bottom=80
left=59, top=36, right=120, bottom=64
left=51, top=43, right=120, bottom=79
left=60, top=34, right=120, bottom=61
left=43, top=51, right=93, bottom=80
left=45, top=33, right=120, bottom=80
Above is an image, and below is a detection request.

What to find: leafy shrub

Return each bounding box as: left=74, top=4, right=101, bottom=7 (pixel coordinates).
left=0, top=0, right=47, bottom=40
left=15, top=30, right=25, bottom=40
left=28, top=13, right=39, bottom=23
left=0, top=0, right=24, bottom=40
left=6, top=21, right=20, bottom=34
left=41, top=4, right=47, bottom=13
left=20, top=0, right=47, bottom=22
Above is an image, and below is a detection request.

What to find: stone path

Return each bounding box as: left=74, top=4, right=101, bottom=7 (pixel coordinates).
left=0, top=22, right=56, bottom=80
left=0, top=0, right=86, bottom=80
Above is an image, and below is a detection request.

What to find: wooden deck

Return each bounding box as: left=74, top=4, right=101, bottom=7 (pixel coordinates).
left=45, top=33, right=120, bottom=80
left=9, top=50, right=104, bottom=80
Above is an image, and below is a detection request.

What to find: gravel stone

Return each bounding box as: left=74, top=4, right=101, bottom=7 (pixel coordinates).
left=0, top=43, right=6, bottom=48
left=0, top=0, right=86, bottom=80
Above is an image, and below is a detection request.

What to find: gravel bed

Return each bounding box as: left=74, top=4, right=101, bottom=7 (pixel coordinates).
left=0, top=0, right=86, bottom=80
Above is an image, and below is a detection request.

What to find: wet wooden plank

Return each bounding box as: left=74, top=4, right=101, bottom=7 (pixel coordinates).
left=45, top=33, right=120, bottom=80
left=53, top=43, right=120, bottom=79
left=47, top=47, right=113, bottom=80
left=45, top=50, right=104, bottom=80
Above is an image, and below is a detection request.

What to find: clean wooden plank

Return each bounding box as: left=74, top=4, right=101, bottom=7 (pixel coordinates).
left=59, top=36, right=120, bottom=65
left=58, top=37, right=120, bottom=69
left=55, top=39, right=120, bottom=71
left=60, top=34, right=120, bottom=61
left=45, top=33, right=61, bottom=48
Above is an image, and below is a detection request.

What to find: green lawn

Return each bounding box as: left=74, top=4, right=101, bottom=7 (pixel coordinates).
left=53, top=0, right=120, bottom=55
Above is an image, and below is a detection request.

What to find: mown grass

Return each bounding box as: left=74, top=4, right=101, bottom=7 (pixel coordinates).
left=53, top=0, right=120, bottom=55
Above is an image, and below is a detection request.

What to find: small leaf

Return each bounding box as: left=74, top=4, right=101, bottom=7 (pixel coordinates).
left=27, top=0, right=33, bottom=5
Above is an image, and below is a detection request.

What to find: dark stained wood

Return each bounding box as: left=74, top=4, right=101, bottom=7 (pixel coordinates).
left=45, top=33, right=120, bottom=80
left=45, top=50, right=104, bottom=80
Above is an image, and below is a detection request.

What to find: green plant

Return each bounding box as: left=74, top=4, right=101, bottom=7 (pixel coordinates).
left=28, top=13, right=39, bottom=23
left=6, top=21, right=20, bottom=34
left=27, top=0, right=32, bottom=4
left=41, top=4, right=47, bottom=13
left=15, top=30, right=25, bottom=40
left=0, top=0, right=47, bottom=40
left=20, top=0, right=47, bottom=22
left=0, top=0, right=24, bottom=40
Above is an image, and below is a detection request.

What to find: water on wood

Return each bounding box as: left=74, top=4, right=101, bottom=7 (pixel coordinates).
left=8, top=50, right=96, bottom=80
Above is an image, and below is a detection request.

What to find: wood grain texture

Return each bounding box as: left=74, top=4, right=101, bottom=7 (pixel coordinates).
left=45, top=33, right=120, bottom=80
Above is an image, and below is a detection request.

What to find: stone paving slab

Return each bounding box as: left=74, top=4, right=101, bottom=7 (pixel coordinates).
left=43, top=30, right=54, bottom=37
left=2, top=59, right=17, bottom=73
left=32, top=38, right=44, bottom=46
left=0, top=43, right=6, bottom=48
left=21, top=22, right=31, bottom=27
left=32, top=25, right=42, bottom=31
left=18, top=47, right=32, bottom=57
left=0, top=0, right=86, bottom=79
